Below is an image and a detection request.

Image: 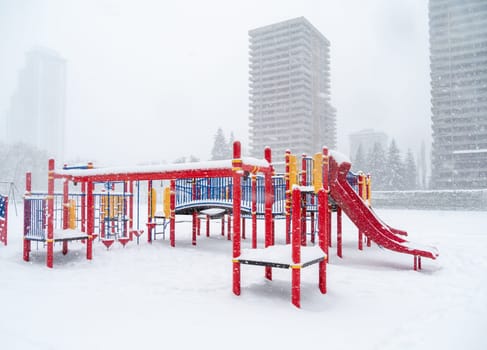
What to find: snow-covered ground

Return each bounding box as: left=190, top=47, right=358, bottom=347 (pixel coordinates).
left=1, top=205, right=486, bottom=350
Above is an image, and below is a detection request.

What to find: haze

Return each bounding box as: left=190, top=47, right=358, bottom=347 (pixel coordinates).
left=0, top=0, right=430, bottom=166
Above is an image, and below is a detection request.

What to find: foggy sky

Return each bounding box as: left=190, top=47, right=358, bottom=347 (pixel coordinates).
left=0, top=0, right=430, bottom=166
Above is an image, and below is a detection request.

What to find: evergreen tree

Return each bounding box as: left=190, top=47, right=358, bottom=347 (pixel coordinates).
left=352, top=144, right=366, bottom=173
left=385, top=139, right=405, bottom=190
left=404, top=149, right=417, bottom=190
left=366, top=142, right=387, bottom=190
left=211, top=128, right=228, bottom=160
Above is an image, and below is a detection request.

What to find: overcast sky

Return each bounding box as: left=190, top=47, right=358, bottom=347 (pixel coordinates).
left=0, top=0, right=430, bottom=166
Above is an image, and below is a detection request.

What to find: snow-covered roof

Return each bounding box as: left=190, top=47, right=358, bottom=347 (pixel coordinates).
left=56, top=157, right=270, bottom=178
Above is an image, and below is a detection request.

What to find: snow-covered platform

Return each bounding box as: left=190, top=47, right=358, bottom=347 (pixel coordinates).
left=236, top=245, right=327, bottom=269
left=25, top=229, right=88, bottom=242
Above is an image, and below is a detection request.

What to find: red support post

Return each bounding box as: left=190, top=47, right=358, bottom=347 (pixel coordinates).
left=264, top=146, right=273, bottom=281
left=291, top=187, right=302, bottom=308
left=170, top=179, right=176, bottom=247
left=86, top=181, right=94, bottom=260
left=251, top=174, right=257, bottom=249
left=337, top=206, right=342, bottom=258
left=81, top=182, right=86, bottom=233
left=23, top=172, right=32, bottom=261
left=232, top=141, right=242, bottom=296
left=318, top=189, right=327, bottom=294
left=192, top=211, right=197, bottom=245
left=147, top=180, right=153, bottom=243
left=62, top=178, right=69, bottom=255
left=129, top=181, right=134, bottom=240
left=47, top=159, right=55, bottom=268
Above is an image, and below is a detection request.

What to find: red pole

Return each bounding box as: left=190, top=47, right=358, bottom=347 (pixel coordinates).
left=264, top=146, right=273, bottom=281
left=81, top=182, right=86, bottom=233
left=147, top=180, right=153, bottom=243
left=251, top=174, right=257, bottom=249
left=170, top=179, right=176, bottom=247
left=62, top=178, right=69, bottom=255
left=192, top=211, right=197, bottom=245
left=47, top=159, right=55, bottom=268
left=337, top=206, right=342, bottom=258
left=291, top=186, right=301, bottom=308
left=285, top=151, right=291, bottom=244
left=23, top=172, right=32, bottom=261
left=129, top=181, right=134, bottom=240
left=318, top=189, right=327, bottom=294
left=232, top=141, right=242, bottom=296
left=86, top=181, right=94, bottom=260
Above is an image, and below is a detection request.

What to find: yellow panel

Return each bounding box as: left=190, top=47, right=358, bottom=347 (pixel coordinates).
left=313, top=153, right=323, bottom=193
left=163, top=187, right=171, bottom=218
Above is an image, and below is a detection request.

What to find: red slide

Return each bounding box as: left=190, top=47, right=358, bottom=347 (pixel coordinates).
left=329, top=156, right=439, bottom=260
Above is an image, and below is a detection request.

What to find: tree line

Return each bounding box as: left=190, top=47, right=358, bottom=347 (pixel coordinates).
left=351, top=139, right=422, bottom=191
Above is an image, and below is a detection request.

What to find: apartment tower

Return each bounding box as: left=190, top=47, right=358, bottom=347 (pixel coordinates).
left=249, top=17, right=336, bottom=165
left=429, top=0, right=487, bottom=189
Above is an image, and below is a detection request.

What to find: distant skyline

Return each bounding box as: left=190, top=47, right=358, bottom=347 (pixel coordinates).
left=0, top=0, right=430, bottom=166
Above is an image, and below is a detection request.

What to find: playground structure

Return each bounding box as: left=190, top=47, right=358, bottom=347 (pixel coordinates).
left=0, top=194, right=8, bottom=246
left=21, top=141, right=439, bottom=308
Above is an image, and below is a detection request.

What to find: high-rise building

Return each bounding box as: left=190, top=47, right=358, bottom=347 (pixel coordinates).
left=349, top=129, right=388, bottom=160
left=429, top=0, right=487, bottom=189
left=249, top=17, right=336, bottom=165
left=6, top=47, right=66, bottom=160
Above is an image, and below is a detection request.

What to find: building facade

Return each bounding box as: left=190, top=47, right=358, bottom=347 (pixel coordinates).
left=6, top=47, right=66, bottom=160
left=249, top=17, right=336, bottom=165
left=429, top=0, right=487, bottom=189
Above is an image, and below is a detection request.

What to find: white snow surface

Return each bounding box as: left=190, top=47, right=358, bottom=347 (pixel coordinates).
left=56, top=157, right=270, bottom=177
left=238, top=245, right=326, bottom=266
left=1, top=205, right=487, bottom=350
left=329, top=149, right=351, bottom=164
